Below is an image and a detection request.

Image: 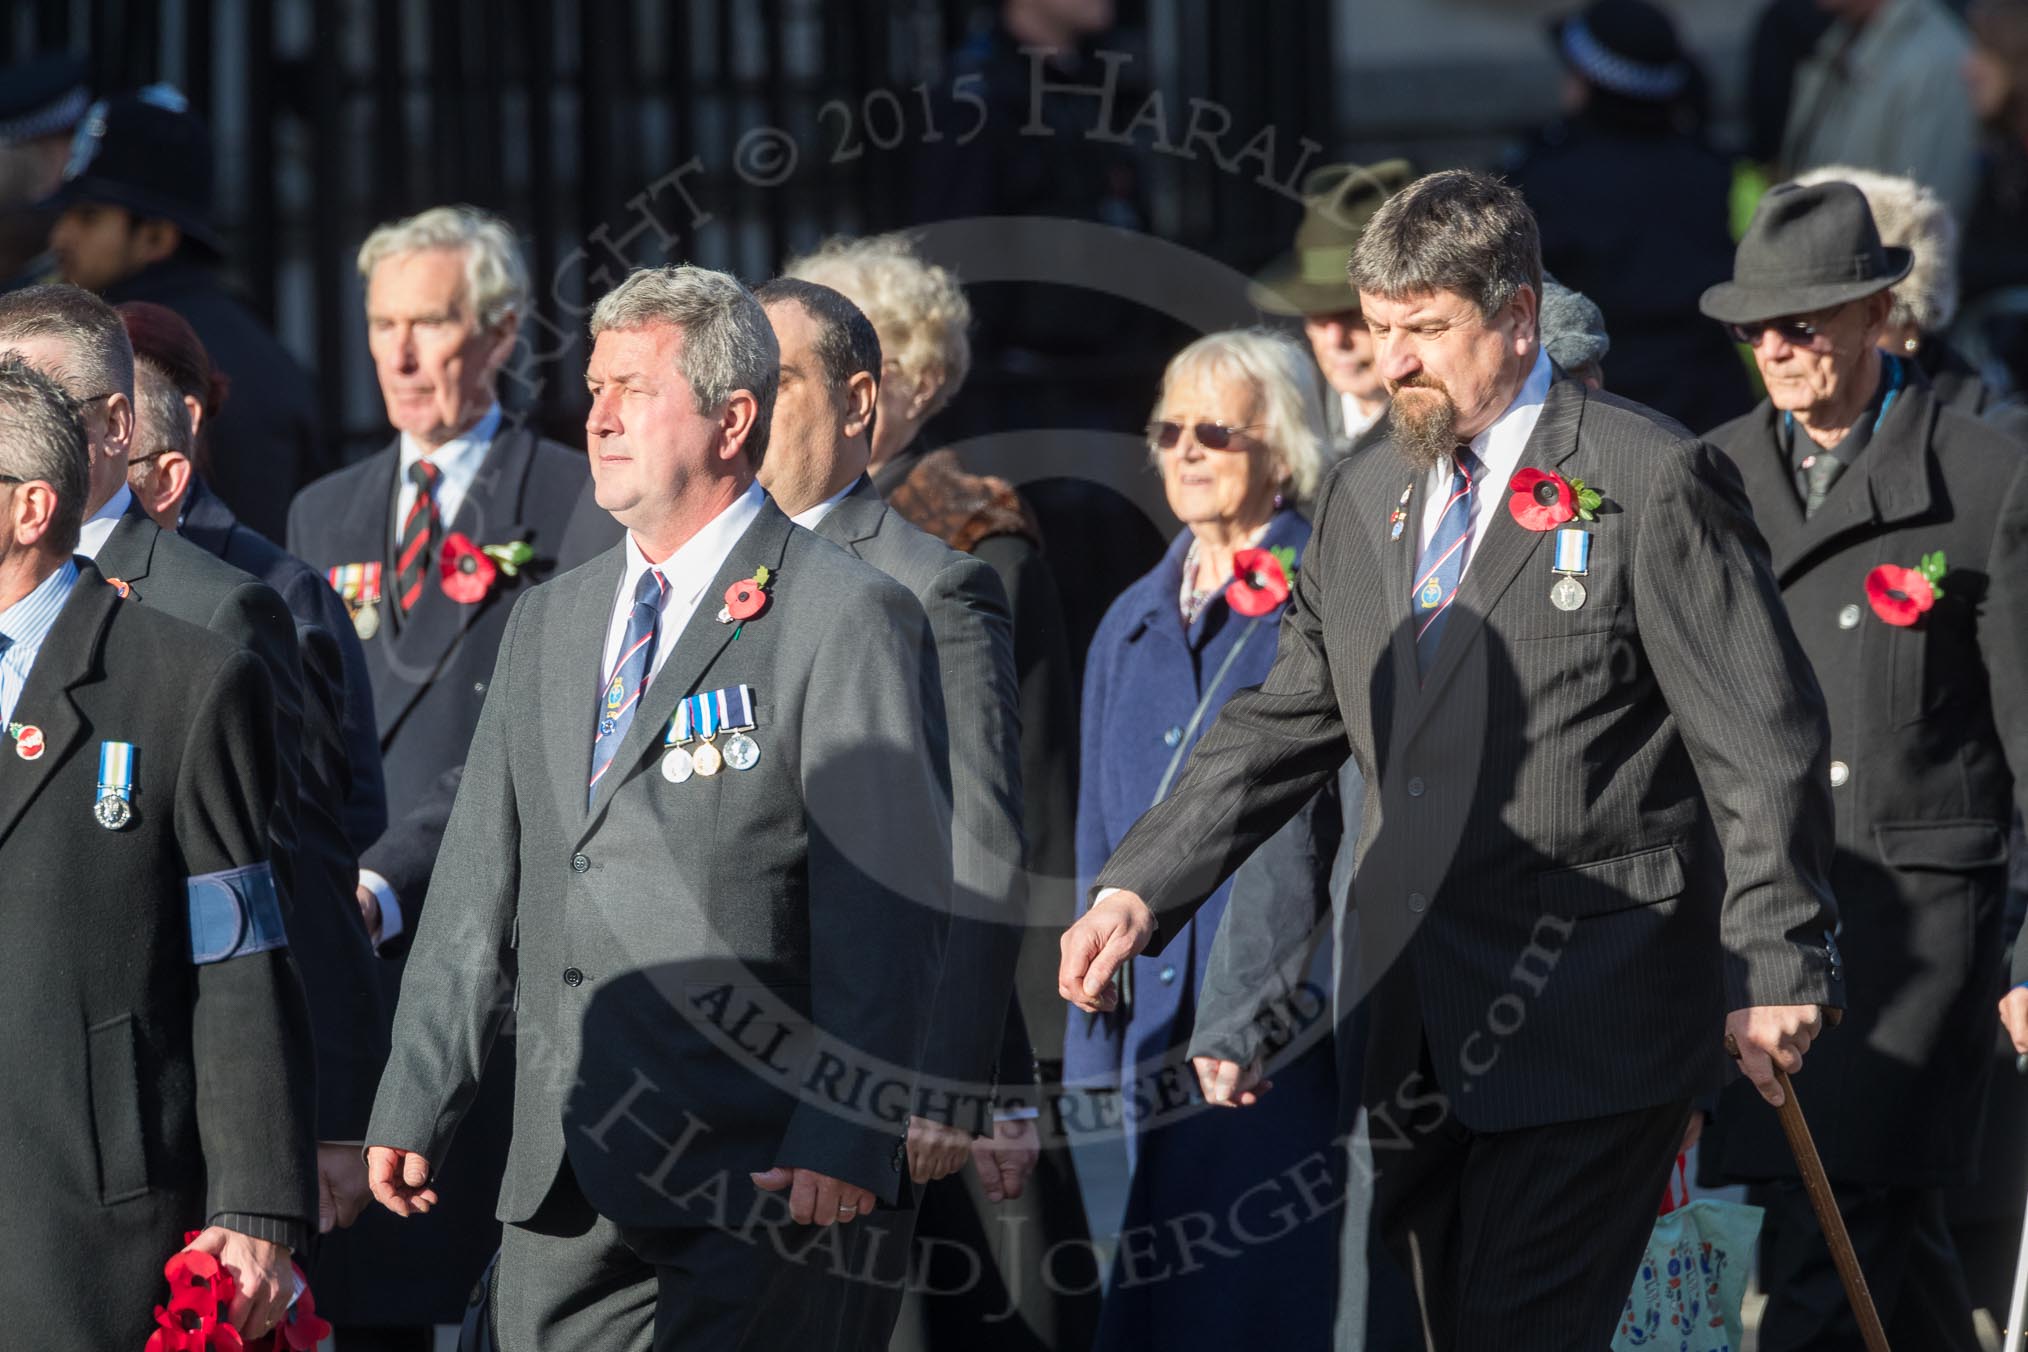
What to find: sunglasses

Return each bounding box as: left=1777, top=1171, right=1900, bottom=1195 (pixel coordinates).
left=1725, top=309, right=1844, bottom=351
left=1147, top=420, right=1262, bottom=451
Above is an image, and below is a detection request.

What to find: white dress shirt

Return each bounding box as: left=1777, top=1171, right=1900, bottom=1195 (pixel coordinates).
left=0, top=559, right=79, bottom=724
left=1414, top=347, right=1553, bottom=580
left=788, top=480, right=857, bottom=531
left=394, top=404, right=501, bottom=534
left=599, top=479, right=767, bottom=686
left=75, top=483, right=134, bottom=559
left=1341, top=392, right=1386, bottom=444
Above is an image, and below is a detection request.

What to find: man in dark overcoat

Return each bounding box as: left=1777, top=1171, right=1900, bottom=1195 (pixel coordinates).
left=1700, top=179, right=2028, bottom=1351
left=0, top=355, right=316, bottom=1348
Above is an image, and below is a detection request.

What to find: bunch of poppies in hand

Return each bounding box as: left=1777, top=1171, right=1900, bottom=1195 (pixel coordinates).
left=142, top=1233, right=330, bottom=1352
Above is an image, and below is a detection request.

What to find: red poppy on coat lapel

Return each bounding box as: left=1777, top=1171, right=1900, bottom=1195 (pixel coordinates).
left=438, top=531, right=498, bottom=603
left=1225, top=547, right=1291, bottom=617
left=1507, top=468, right=1576, bottom=531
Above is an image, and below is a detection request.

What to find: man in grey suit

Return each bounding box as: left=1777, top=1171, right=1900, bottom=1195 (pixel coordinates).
left=1059, top=170, right=1844, bottom=1347
left=365, top=264, right=952, bottom=1351
left=756, top=277, right=1041, bottom=1325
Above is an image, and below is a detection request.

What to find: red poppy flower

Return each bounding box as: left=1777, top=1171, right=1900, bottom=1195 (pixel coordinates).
left=1507, top=468, right=1576, bottom=531
left=1865, top=564, right=1936, bottom=627
left=724, top=575, right=770, bottom=622
left=1225, top=547, right=1291, bottom=617
left=438, top=532, right=498, bottom=604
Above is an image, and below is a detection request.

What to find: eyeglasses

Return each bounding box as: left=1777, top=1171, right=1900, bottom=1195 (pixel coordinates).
left=1725, top=308, right=1846, bottom=351
left=1147, top=420, right=1263, bottom=451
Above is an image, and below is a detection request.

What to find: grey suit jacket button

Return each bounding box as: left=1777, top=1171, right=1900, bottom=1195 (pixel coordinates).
left=1829, top=761, right=1850, bottom=788
left=1838, top=604, right=1862, bottom=630
left=563, top=967, right=584, bottom=987
left=1408, top=892, right=1427, bottom=914
left=571, top=852, right=591, bottom=873
left=1407, top=777, right=1426, bottom=798
left=891, top=1141, right=906, bottom=1171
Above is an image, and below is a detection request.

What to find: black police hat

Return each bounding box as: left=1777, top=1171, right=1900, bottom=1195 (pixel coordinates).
left=0, top=53, right=90, bottom=145
left=42, top=85, right=221, bottom=255
left=1549, top=0, right=1693, bottom=103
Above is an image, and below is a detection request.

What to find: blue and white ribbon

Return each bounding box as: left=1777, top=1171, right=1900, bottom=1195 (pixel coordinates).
left=666, top=684, right=757, bottom=745
left=97, top=740, right=137, bottom=803
left=1553, top=528, right=1592, bottom=576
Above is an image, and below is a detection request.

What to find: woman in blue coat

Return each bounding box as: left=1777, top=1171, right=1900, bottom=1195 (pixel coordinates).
left=1069, top=329, right=1345, bottom=1349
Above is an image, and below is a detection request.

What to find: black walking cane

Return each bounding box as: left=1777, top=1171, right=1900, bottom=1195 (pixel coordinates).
left=1727, top=1011, right=1891, bottom=1352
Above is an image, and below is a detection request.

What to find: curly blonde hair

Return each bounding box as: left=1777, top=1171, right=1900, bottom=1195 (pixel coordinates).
left=783, top=233, right=972, bottom=418
left=1792, top=166, right=1960, bottom=334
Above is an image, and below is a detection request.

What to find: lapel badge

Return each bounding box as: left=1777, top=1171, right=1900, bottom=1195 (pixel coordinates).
left=328, top=563, right=384, bottom=640
left=7, top=722, right=43, bottom=761
left=1389, top=482, right=1413, bottom=542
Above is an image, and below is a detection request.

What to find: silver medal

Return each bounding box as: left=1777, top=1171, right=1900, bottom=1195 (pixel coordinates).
left=94, top=794, right=132, bottom=830
left=660, top=746, right=695, bottom=783
left=353, top=601, right=381, bottom=640
left=1550, top=575, right=1587, bottom=612
left=691, top=740, right=723, bottom=777
left=723, top=731, right=760, bottom=771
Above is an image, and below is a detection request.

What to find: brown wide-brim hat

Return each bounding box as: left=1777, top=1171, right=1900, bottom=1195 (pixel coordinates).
left=1250, top=159, right=1416, bottom=317
left=1699, top=180, right=1912, bottom=326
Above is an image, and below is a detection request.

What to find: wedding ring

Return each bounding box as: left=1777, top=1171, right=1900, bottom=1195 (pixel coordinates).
left=837, top=1204, right=857, bottom=1217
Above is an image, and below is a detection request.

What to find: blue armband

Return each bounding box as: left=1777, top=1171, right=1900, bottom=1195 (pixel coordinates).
left=187, top=862, right=288, bottom=964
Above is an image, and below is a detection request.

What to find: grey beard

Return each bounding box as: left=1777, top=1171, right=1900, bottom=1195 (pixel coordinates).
left=1388, top=391, right=1459, bottom=474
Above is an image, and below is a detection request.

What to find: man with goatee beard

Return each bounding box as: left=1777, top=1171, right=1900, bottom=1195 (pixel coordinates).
left=1062, top=169, right=1842, bottom=1348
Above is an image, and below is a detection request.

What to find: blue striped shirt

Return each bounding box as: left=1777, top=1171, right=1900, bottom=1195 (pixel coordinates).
left=0, top=559, right=79, bottom=725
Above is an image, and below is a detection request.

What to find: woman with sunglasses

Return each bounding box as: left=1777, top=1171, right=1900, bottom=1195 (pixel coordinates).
left=1066, top=328, right=1344, bottom=1350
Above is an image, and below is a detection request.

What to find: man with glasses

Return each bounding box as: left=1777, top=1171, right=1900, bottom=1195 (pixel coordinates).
left=0, top=354, right=316, bottom=1347
left=1700, top=178, right=2028, bottom=1351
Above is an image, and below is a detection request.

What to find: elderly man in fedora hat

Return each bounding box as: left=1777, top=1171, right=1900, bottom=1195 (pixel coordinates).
left=1251, top=160, right=1415, bottom=460
left=1700, top=179, right=2028, bottom=1351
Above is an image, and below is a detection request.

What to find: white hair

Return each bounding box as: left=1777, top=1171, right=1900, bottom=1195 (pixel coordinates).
left=1792, top=166, right=1960, bottom=334
left=357, top=204, right=530, bottom=331
left=1154, top=328, right=1331, bottom=503
left=590, top=265, right=779, bottom=466
left=784, top=233, right=972, bottom=418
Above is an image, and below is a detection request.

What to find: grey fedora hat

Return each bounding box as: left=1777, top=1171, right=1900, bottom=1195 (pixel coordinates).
left=1699, top=180, right=1912, bottom=326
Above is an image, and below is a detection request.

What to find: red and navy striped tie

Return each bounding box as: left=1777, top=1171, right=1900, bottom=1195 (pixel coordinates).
left=394, top=459, right=441, bottom=615
left=588, top=567, right=668, bottom=804
left=1411, top=447, right=1479, bottom=677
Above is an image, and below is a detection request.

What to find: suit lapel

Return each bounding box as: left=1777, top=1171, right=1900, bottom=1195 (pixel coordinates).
left=90, top=505, right=161, bottom=600
left=1408, top=380, right=1586, bottom=729
left=810, top=476, right=886, bottom=557
left=0, top=566, right=115, bottom=850
left=585, top=500, right=797, bottom=826
left=376, top=428, right=538, bottom=741
left=1727, top=405, right=1808, bottom=574
left=544, top=546, right=623, bottom=829
left=1380, top=463, right=1424, bottom=709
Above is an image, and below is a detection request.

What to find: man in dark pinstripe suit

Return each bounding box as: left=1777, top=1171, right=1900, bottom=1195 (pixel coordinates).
left=1059, top=170, right=1845, bottom=1348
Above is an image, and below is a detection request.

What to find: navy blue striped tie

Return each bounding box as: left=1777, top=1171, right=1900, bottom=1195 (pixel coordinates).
left=1411, top=447, right=1479, bottom=676
left=589, top=567, right=667, bottom=805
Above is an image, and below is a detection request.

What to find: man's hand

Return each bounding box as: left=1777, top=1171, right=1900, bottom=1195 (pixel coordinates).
left=316, top=1141, right=372, bottom=1232
left=354, top=883, right=383, bottom=946
left=1192, top=1054, right=1272, bottom=1108
left=1725, top=1004, right=1824, bottom=1107
left=1998, top=985, right=2028, bottom=1055
left=366, top=1145, right=438, bottom=1216
left=1059, top=890, right=1157, bottom=1013
left=971, top=1117, right=1040, bottom=1203
left=751, top=1166, right=876, bottom=1226
left=906, top=1115, right=973, bottom=1185
left=180, top=1226, right=292, bottom=1339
